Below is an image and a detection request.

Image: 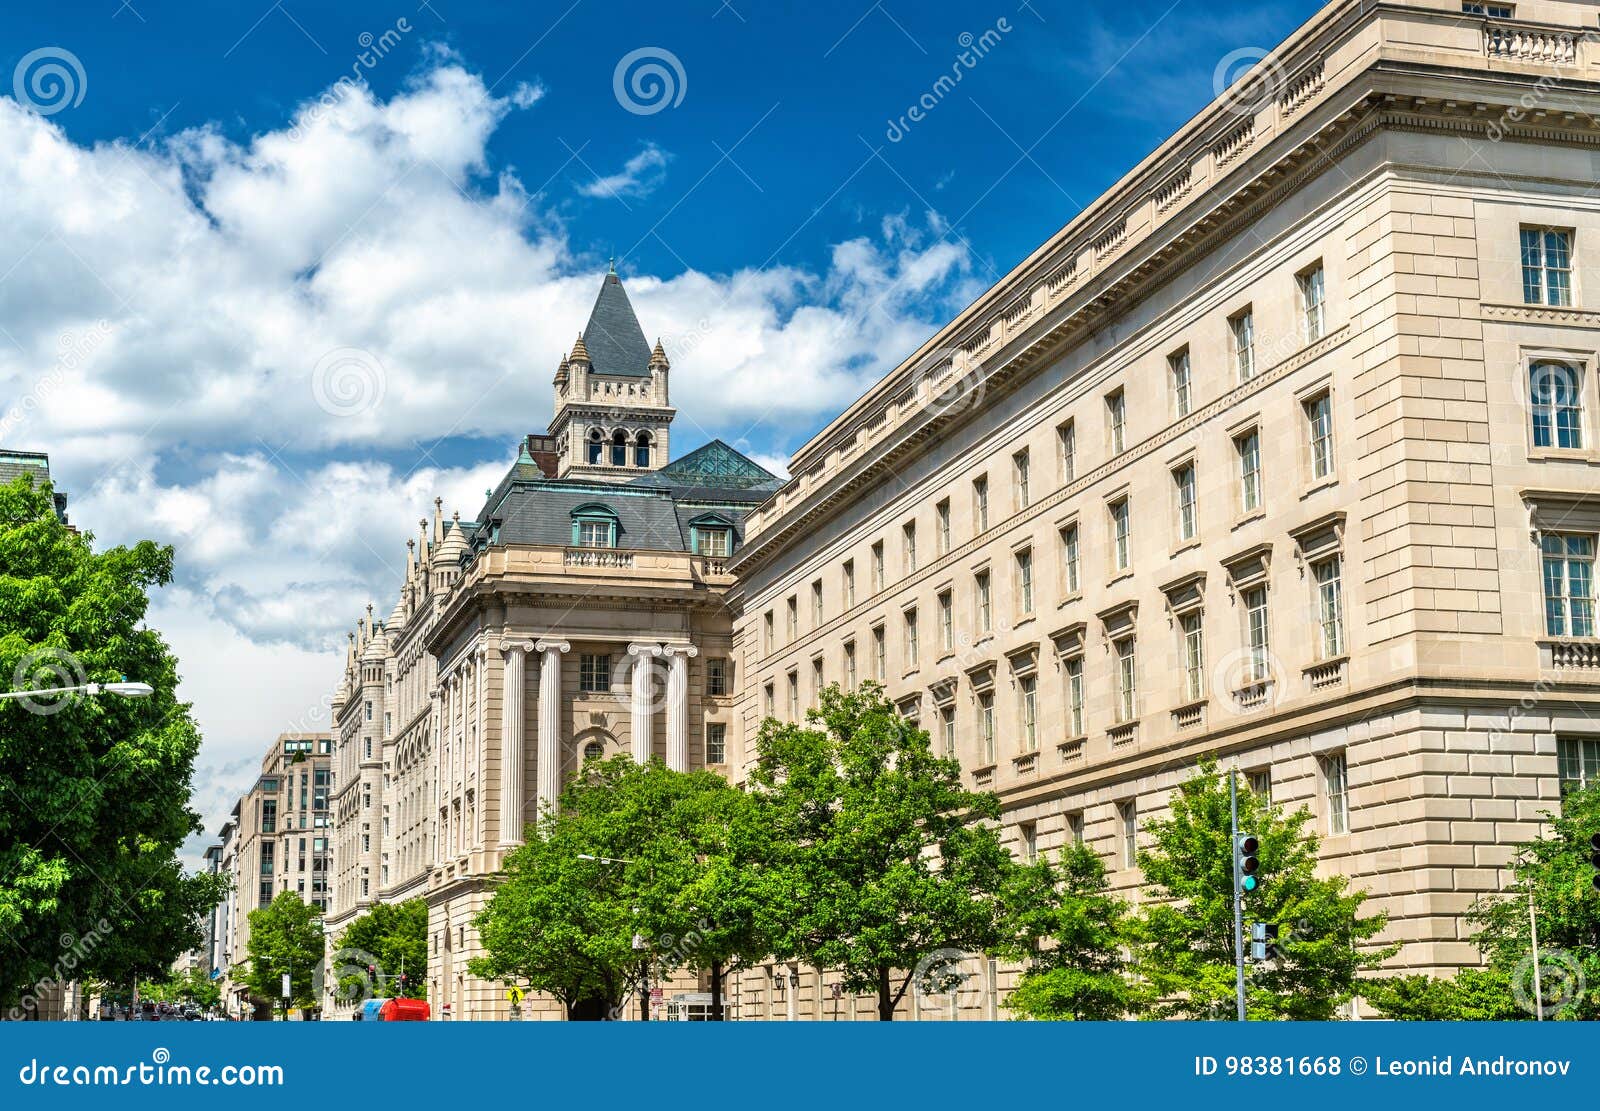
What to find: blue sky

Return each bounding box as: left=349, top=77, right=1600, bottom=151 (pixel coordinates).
left=0, top=0, right=1320, bottom=852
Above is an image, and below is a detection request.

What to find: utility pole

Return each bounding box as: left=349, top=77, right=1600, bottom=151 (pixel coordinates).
left=1231, top=768, right=1246, bottom=1022
left=1528, top=889, right=1543, bottom=1021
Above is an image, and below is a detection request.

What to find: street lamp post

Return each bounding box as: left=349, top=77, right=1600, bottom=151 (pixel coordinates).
left=0, top=680, right=154, bottom=702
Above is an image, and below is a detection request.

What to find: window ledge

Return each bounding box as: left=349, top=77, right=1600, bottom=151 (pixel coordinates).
left=1232, top=509, right=1267, bottom=530
left=1058, top=592, right=1083, bottom=609
left=1012, top=614, right=1037, bottom=630
left=1105, top=571, right=1134, bottom=590
left=1169, top=539, right=1201, bottom=559
left=1300, top=476, right=1339, bottom=500
left=1527, top=449, right=1600, bottom=465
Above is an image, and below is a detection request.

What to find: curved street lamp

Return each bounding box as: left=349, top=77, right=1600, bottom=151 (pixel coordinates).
left=0, top=680, right=154, bottom=701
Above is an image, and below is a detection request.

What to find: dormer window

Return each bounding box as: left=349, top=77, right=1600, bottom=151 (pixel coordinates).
left=689, top=513, right=734, bottom=557
left=571, top=504, right=620, bottom=548
left=699, top=529, right=730, bottom=557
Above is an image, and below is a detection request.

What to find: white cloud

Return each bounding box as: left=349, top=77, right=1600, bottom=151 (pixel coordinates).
left=576, top=141, right=670, bottom=200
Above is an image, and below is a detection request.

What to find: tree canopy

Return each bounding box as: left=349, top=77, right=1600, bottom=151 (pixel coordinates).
left=336, top=897, right=428, bottom=1000
left=243, top=891, right=324, bottom=1017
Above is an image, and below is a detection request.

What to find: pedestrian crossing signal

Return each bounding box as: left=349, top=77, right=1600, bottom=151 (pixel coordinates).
left=1250, top=922, right=1280, bottom=962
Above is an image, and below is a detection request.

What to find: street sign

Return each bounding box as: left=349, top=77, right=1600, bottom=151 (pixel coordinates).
left=506, top=987, right=524, bottom=1004
left=649, top=987, right=663, bottom=1001
left=281, top=973, right=291, bottom=999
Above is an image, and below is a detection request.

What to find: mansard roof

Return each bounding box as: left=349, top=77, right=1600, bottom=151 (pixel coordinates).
left=638, top=439, right=782, bottom=494
left=580, top=270, right=653, bottom=378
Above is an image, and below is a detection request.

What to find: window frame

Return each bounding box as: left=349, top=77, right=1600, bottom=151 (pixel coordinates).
left=1230, top=307, right=1256, bottom=382
left=1170, top=347, right=1192, bottom=418
left=1520, top=225, right=1573, bottom=307
left=1298, top=261, right=1326, bottom=344
left=1542, top=532, right=1596, bottom=638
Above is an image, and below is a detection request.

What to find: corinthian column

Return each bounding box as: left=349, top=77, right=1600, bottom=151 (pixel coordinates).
left=663, top=644, right=698, bottom=772
left=534, top=639, right=571, bottom=818
left=498, top=642, right=530, bottom=848
left=627, top=643, right=662, bottom=764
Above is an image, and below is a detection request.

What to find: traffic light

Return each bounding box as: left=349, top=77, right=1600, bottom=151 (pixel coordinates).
left=1235, top=833, right=1260, bottom=893
left=1250, top=922, right=1281, bottom=962
left=1589, top=832, right=1600, bottom=893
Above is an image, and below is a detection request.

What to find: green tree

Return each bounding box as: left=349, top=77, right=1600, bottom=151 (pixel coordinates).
left=337, top=898, right=428, bottom=1000
left=1132, top=759, right=1393, bottom=1019
left=1362, top=968, right=1522, bottom=1020
left=140, top=965, right=222, bottom=1011
left=243, top=892, right=323, bottom=1019
left=0, top=475, right=220, bottom=1012
left=1000, top=841, right=1139, bottom=1020
left=750, top=683, right=1014, bottom=1020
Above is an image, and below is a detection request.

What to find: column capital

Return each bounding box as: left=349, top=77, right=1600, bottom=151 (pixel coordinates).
left=661, top=643, right=699, bottom=659
left=534, top=638, right=572, bottom=655
left=627, top=642, right=663, bottom=658
left=499, top=638, right=537, bottom=656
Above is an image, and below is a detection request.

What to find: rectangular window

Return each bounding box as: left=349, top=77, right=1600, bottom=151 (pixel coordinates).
left=1180, top=612, right=1204, bottom=702
left=1106, top=389, right=1127, bottom=454
left=1020, top=675, right=1038, bottom=753
left=1558, top=736, right=1600, bottom=794
left=1170, top=349, right=1192, bottom=418
left=1068, top=811, right=1085, bottom=846
left=1058, top=421, right=1076, bottom=482
left=1542, top=533, right=1596, bottom=637
left=811, top=657, right=824, bottom=703
left=1298, top=262, right=1326, bottom=343
left=1243, top=586, right=1271, bottom=684
left=872, top=542, right=885, bottom=592
left=904, top=608, right=919, bottom=669
left=872, top=625, right=886, bottom=680
left=1521, top=227, right=1572, bottom=306
left=1231, top=308, right=1256, bottom=381
left=1236, top=429, right=1262, bottom=514
left=786, top=672, right=799, bottom=719
left=1174, top=463, right=1197, bottom=542
left=1530, top=362, right=1584, bottom=450
left=577, top=519, right=613, bottom=548
left=1013, top=449, right=1031, bottom=509
left=939, top=705, right=957, bottom=759
left=697, top=528, right=730, bottom=557
left=1305, top=391, right=1335, bottom=479
left=973, top=476, right=989, bottom=532
left=1016, top=548, right=1034, bottom=614
left=1110, top=498, right=1131, bottom=572
left=1463, top=3, right=1514, bottom=17
left=787, top=597, right=798, bottom=640
left=261, top=799, right=277, bottom=834
left=843, top=641, right=857, bottom=690
left=1247, top=768, right=1272, bottom=805
left=936, top=498, right=951, bottom=555
left=1114, top=637, right=1137, bottom=723
left=1020, top=821, right=1038, bottom=864
left=976, top=570, right=992, bottom=633
left=1062, top=523, right=1081, bottom=594
left=903, top=522, right=917, bottom=574
left=706, top=657, right=729, bottom=697
left=1314, top=556, right=1346, bottom=658
left=764, top=682, right=775, bottom=717
left=843, top=560, right=856, bottom=608
left=763, top=611, right=774, bottom=654
left=1066, top=657, right=1085, bottom=736
left=1322, top=752, right=1349, bottom=835
left=938, top=590, right=953, bottom=651
left=580, top=653, right=611, bottom=692
left=979, top=692, right=996, bottom=764
left=1120, top=801, right=1138, bottom=868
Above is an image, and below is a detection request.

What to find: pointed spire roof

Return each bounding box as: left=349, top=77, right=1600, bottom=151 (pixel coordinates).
left=650, top=337, right=669, bottom=370
left=568, top=332, right=590, bottom=365
left=579, top=270, right=652, bottom=378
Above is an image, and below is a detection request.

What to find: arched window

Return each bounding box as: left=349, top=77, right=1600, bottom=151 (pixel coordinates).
left=611, top=429, right=629, bottom=466
left=1531, top=361, right=1584, bottom=449
left=587, top=428, right=603, bottom=465
left=571, top=504, right=620, bottom=548
left=634, top=430, right=652, bottom=468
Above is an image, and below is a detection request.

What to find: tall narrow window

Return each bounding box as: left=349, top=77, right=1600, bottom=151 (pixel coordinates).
left=1243, top=586, right=1271, bottom=684
left=610, top=429, right=628, bottom=467
left=1058, top=421, right=1077, bottom=482
left=1106, top=389, right=1127, bottom=453
left=705, top=723, right=727, bottom=764
left=976, top=570, right=992, bottom=633
left=1114, top=636, right=1137, bottom=723
left=1062, top=523, right=1081, bottom=594
left=1020, top=675, right=1038, bottom=753
left=763, top=683, right=774, bottom=717
left=1020, top=821, right=1038, bottom=863
left=936, top=499, right=951, bottom=555
left=1231, top=308, right=1256, bottom=381
left=1542, top=533, right=1596, bottom=637
left=903, top=521, right=918, bottom=574
left=871, top=542, right=885, bottom=592
left=1066, top=657, right=1085, bottom=736
left=843, top=560, right=856, bottom=608
left=1013, top=449, right=1031, bottom=509
left=1314, top=556, right=1346, bottom=658
left=786, top=596, right=798, bottom=640
left=811, top=657, right=824, bottom=704
left=633, top=430, right=653, bottom=468
left=1180, top=612, right=1204, bottom=701
left=1068, top=811, right=1085, bottom=846
left=1247, top=768, right=1272, bottom=805
left=1170, top=349, right=1192, bottom=418
left=1110, top=498, right=1131, bottom=572
left=1120, top=800, right=1138, bottom=868
left=1298, top=262, right=1326, bottom=343
left=787, top=672, right=799, bottom=720
left=844, top=640, right=857, bottom=690
left=872, top=625, right=886, bottom=680
left=904, top=608, right=919, bottom=669
left=938, top=590, right=953, bottom=651
left=1322, top=752, right=1349, bottom=835
left=973, top=476, right=990, bottom=532
left=1016, top=548, right=1034, bottom=614
left=706, top=657, right=729, bottom=697
left=1305, top=391, right=1335, bottom=478
left=979, top=692, right=996, bottom=764
left=939, top=705, right=957, bottom=759
left=1174, top=463, right=1197, bottom=542
left=811, top=580, right=824, bottom=626
left=1521, top=227, right=1573, bottom=307
left=1236, top=430, right=1262, bottom=514
left=1530, top=362, right=1584, bottom=450
left=763, top=611, right=774, bottom=654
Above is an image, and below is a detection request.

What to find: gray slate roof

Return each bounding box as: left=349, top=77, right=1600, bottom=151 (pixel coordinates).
left=582, top=272, right=653, bottom=378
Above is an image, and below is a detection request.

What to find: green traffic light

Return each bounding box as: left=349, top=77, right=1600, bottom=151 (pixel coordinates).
left=1242, top=874, right=1258, bottom=892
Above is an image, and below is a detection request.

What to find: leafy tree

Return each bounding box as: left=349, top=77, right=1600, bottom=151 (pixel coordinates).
left=750, top=683, right=1014, bottom=1020
left=1132, top=759, right=1394, bottom=1019
left=472, top=757, right=758, bottom=1019
left=1000, top=841, right=1139, bottom=1020
left=243, top=892, right=323, bottom=1019
left=1362, top=968, right=1522, bottom=1021
left=140, top=964, right=222, bottom=1010
left=0, top=475, right=220, bottom=1012
left=338, top=898, right=428, bottom=999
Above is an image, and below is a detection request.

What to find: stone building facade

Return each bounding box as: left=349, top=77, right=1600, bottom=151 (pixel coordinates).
left=725, top=0, right=1600, bottom=1018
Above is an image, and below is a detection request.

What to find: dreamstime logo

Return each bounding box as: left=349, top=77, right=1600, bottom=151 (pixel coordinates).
left=286, top=19, right=412, bottom=141
left=911, top=346, right=987, bottom=420
left=12, top=47, right=87, bottom=116
left=911, top=947, right=985, bottom=1018
left=1212, top=47, right=1286, bottom=119
left=311, top=347, right=387, bottom=418
left=1513, top=948, right=1586, bottom=1019
left=0, top=319, right=113, bottom=443
left=1210, top=647, right=1285, bottom=717
left=610, top=645, right=686, bottom=719
left=10, top=647, right=88, bottom=716
left=613, top=47, right=687, bottom=116
left=5, top=918, right=112, bottom=1019
left=885, top=20, right=1012, bottom=142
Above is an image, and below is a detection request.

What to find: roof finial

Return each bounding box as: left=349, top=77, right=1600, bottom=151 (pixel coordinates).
left=608, top=256, right=617, bottom=275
